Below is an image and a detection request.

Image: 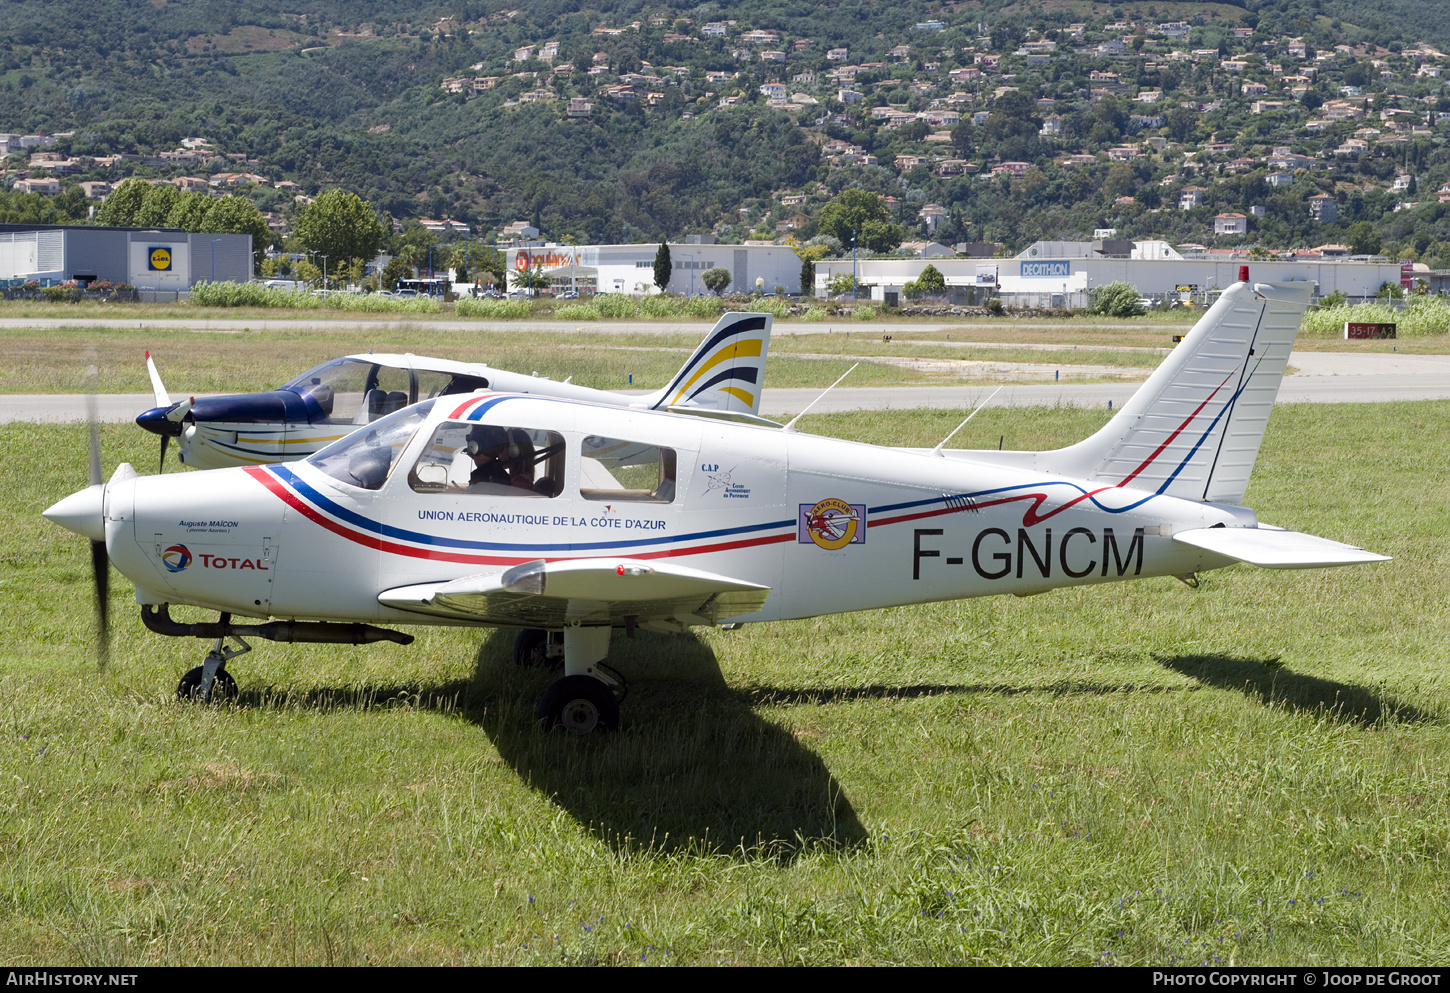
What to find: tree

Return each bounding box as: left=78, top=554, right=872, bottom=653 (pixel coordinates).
left=380, top=256, right=409, bottom=291
left=295, top=189, right=386, bottom=270
left=1088, top=281, right=1145, bottom=317
left=796, top=243, right=831, bottom=297
left=701, top=266, right=731, bottom=294
left=816, top=188, right=905, bottom=254
left=653, top=242, right=672, bottom=292
left=1346, top=221, right=1381, bottom=257
left=916, top=264, right=946, bottom=294
left=197, top=195, right=272, bottom=272
left=94, top=178, right=149, bottom=227
left=133, top=183, right=182, bottom=228
left=164, top=191, right=213, bottom=233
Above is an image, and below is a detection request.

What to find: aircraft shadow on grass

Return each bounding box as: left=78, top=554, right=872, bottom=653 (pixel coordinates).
left=464, top=628, right=869, bottom=861
left=1157, top=654, right=1435, bottom=727
left=233, top=630, right=868, bottom=861
left=739, top=681, right=1199, bottom=706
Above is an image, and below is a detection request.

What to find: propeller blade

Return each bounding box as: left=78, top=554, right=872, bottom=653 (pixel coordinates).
left=91, top=538, right=110, bottom=669
left=159, top=435, right=169, bottom=474
left=84, top=354, right=110, bottom=669
left=145, top=350, right=171, bottom=408
left=165, top=396, right=195, bottom=423
left=86, top=389, right=101, bottom=487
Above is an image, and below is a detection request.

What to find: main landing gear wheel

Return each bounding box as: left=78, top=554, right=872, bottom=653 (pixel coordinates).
left=537, top=675, right=619, bottom=734
left=176, top=666, right=239, bottom=702
left=514, top=628, right=563, bottom=670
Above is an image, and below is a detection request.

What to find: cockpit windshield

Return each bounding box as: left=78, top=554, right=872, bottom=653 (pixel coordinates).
left=280, top=359, right=489, bottom=425
left=281, top=358, right=407, bottom=425
left=307, top=399, right=437, bottom=490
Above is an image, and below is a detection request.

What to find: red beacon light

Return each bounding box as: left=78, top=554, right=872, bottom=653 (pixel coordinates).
left=1239, top=265, right=1249, bottom=282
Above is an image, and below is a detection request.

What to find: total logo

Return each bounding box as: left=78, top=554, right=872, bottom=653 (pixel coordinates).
left=198, top=553, right=270, bottom=571
left=160, top=543, right=269, bottom=572
left=161, top=544, right=192, bottom=572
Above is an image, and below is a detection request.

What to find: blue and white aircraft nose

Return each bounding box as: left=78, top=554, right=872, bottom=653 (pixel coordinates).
left=136, top=405, right=185, bottom=437
left=43, top=484, right=106, bottom=542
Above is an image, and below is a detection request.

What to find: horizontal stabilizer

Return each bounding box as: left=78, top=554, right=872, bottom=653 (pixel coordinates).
left=380, top=558, right=771, bottom=627
left=1172, top=525, right=1389, bottom=569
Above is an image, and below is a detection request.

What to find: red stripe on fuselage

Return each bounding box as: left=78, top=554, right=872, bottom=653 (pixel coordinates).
left=1116, top=367, right=1239, bottom=489
left=245, top=466, right=794, bottom=567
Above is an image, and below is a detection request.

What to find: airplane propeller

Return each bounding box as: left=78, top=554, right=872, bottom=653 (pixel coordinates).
left=140, top=352, right=192, bottom=473
left=85, top=367, right=110, bottom=668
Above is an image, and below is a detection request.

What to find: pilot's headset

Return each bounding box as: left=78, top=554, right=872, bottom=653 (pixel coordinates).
left=465, top=424, right=517, bottom=459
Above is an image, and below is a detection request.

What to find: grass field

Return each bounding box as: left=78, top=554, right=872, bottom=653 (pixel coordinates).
left=0, top=326, right=1165, bottom=397
left=2, top=399, right=1447, bottom=966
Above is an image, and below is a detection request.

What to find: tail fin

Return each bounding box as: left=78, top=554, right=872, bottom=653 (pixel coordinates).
left=640, top=312, right=773, bottom=415
left=958, top=278, right=1313, bottom=504
left=1051, top=278, right=1312, bottom=503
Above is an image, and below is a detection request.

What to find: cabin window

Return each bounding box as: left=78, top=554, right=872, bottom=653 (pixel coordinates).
left=409, top=421, right=565, bottom=498
left=416, top=369, right=489, bottom=400
left=308, top=400, right=437, bottom=490
left=282, top=358, right=410, bottom=424
left=579, top=436, right=676, bottom=503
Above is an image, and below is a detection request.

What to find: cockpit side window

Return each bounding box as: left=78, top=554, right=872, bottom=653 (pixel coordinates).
left=282, top=359, right=412, bottom=425
left=417, top=370, right=489, bottom=400
left=308, top=400, right=436, bottom=490
left=409, top=421, right=566, bottom=498
left=579, top=436, right=676, bottom=503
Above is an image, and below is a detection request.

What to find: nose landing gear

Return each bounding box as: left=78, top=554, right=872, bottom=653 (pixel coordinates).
left=177, top=631, right=250, bottom=702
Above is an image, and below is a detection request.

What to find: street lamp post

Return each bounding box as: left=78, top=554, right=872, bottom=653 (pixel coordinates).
left=679, top=252, right=695, bottom=296
left=319, top=255, right=328, bottom=292
left=852, top=231, right=858, bottom=300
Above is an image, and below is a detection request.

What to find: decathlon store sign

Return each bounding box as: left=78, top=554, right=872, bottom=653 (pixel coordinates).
left=1020, top=260, right=1072, bottom=278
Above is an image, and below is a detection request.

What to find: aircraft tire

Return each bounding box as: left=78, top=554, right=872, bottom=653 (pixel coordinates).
left=537, top=675, right=619, bottom=734
left=176, top=666, right=239, bottom=703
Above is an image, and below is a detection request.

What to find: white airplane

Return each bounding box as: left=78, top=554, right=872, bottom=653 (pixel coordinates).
left=46, top=273, right=1387, bottom=732
left=134, top=311, right=775, bottom=470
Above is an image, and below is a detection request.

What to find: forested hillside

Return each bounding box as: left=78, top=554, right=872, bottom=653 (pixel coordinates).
left=4, top=0, right=1450, bottom=263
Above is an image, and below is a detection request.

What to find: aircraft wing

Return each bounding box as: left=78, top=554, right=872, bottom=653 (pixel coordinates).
left=379, top=558, right=771, bottom=628
left=1172, top=525, right=1390, bottom=569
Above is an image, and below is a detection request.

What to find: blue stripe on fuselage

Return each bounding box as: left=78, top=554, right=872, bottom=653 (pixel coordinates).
left=268, top=464, right=795, bottom=552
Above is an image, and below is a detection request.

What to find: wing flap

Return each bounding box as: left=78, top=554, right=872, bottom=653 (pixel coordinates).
left=380, top=558, right=771, bottom=626
left=1172, top=525, right=1389, bottom=569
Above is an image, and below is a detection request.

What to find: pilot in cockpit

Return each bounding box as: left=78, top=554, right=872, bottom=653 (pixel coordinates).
left=460, top=425, right=536, bottom=492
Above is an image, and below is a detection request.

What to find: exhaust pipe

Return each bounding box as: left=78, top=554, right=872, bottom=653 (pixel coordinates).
left=141, top=604, right=414, bottom=646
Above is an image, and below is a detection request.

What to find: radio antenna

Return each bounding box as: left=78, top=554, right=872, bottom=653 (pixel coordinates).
left=932, top=386, right=1002, bottom=456
left=783, top=363, right=859, bottom=432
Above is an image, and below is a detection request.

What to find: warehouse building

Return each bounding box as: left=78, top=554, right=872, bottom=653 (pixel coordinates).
left=815, top=240, right=1406, bottom=307
left=505, top=242, right=801, bottom=296
left=0, top=223, right=252, bottom=291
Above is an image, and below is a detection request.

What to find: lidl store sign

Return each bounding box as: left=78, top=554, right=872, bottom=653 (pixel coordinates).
left=148, top=247, right=173, bottom=271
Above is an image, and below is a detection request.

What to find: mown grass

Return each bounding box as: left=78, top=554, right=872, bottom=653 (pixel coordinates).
left=0, top=326, right=1142, bottom=397
left=3, top=399, right=1448, bottom=965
